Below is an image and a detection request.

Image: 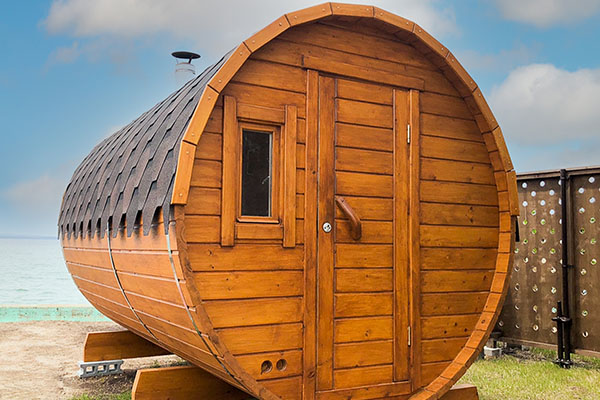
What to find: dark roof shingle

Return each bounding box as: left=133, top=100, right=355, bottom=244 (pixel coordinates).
left=58, top=51, right=231, bottom=238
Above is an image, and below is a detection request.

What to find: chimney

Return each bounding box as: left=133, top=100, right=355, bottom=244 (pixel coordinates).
left=172, top=51, right=201, bottom=86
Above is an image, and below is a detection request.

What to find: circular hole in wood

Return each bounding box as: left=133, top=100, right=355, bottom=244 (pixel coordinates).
left=276, top=359, right=287, bottom=371
left=261, top=360, right=273, bottom=374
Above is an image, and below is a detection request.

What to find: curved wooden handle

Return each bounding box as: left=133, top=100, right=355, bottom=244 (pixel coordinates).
left=335, top=196, right=362, bottom=240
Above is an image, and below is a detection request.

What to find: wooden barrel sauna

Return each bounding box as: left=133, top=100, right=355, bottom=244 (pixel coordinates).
left=59, top=4, right=519, bottom=399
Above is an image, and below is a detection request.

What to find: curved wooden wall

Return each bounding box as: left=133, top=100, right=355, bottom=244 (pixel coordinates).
left=62, top=4, right=518, bottom=400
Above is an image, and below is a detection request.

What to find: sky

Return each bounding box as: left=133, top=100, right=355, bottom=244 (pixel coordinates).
left=1, top=0, right=600, bottom=238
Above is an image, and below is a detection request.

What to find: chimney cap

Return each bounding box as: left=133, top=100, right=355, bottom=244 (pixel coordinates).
left=172, top=51, right=201, bottom=62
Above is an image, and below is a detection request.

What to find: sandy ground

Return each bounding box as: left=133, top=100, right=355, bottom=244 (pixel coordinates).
left=0, top=321, right=183, bottom=400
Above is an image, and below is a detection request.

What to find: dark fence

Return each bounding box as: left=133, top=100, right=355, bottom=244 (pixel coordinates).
left=497, top=166, right=600, bottom=358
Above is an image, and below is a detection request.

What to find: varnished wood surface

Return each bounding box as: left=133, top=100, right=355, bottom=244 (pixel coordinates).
left=62, top=4, right=518, bottom=400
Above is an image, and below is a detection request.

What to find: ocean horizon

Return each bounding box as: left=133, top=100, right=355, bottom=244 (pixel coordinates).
left=0, top=237, right=89, bottom=305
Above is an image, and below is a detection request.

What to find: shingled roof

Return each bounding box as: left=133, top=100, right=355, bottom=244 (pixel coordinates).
left=58, top=50, right=232, bottom=239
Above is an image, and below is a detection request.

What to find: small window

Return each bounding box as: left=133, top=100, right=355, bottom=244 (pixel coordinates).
left=241, top=129, right=272, bottom=217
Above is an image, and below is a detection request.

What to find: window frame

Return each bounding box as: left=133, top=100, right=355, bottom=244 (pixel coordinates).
left=236, top=121, right=281, bottom=225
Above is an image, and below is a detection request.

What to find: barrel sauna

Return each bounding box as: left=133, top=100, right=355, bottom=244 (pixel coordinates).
left=59, top=4, right=519, bottom=399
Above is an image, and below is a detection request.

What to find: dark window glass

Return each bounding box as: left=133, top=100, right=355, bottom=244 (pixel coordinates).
left=241, top=129, right=272, bottom=216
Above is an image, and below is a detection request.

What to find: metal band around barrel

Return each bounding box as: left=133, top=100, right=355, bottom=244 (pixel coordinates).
left=164, top=226, right=243, bottom=386
left=106, top=223, right=158, bottom=341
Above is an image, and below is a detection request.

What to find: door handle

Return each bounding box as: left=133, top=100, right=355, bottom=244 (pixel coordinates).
left=335, top=196, right=362, bottom=240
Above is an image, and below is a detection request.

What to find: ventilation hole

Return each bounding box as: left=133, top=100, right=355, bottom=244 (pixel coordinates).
left=276, top=359, right=287, bottom=371
left=261, top=360, right=273, bottom=374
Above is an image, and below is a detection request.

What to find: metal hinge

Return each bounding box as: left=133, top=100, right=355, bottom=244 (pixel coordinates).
left=408, top=326, right=412, bottom=346
left=407, top=124, right=411, bottom=144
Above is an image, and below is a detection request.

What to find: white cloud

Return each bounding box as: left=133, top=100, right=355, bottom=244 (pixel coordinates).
left=2, top=174, right=68, bottom=215
left=44, top=0, right=457, bottom=56
left=494, top=0, right=600, bottom=27
left=489, top=64, right=600, bottom=171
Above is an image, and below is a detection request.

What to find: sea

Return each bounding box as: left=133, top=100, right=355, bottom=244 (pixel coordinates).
left=0, top=237, right=88, bottom=305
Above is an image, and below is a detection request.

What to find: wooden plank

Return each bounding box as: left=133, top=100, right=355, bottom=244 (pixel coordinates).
left=393, top=88, right=411, bottom=382
left=331, top=3, right=374, bottom=17
left=317, top=75, right=335, bottom=390
left=204, top=297, right=303, bottom=328
left=421, top=92, right=473, bottom=120
left=334, top=341, right=393, bottom=369
left=83, top=330, right=170, bottom=362
left=335, top=268, right=393, bottom=292
left=333, top=364, right=393, bottom=389
left=236, top=223, right=283, bottom=240
left=335, top=147, right=392, bottom=174
left=335, top=293, right=393, bottom=317
left=185, top=187, right=220, bottom=215
left=421, top=315, right=480, bottom=339
left=335, top=244, right=393, bottom=268
left=422, top=337, right=469, bottom=363
left=195, top=132, right=222, bottom=161
left=131, top=365, right=247, bottom=400
left=408, top=88, right=422, bottom=390
left=232, top=59, right=306, bottom=93
left=220, top=96, right=236, bottom=246
left=420, top=203, right=499, bottom=227
left=207, top=43, right=251, bottom=93
left=187, top=244, right=303, bottom=271
left=284, top=105, right=298, bottom=248
left=236, top=349, right=302, bottom=381
left=420, top=181, right=498, bottom=206
left=422, top=270, right=494, bottom=293
left=303, top=56, right=424, bottom=91
left=303, top=69, right=319, bottom=400
left=184, top=216, right=220, bottom=243
left=336, top=98, right=393, bottom=129
left=421, top=158, right=495, bottom=185
left=218, top=323, right=303, bottom=355
left=336, top=220, right=393, bottom=243
left=286, top=3, right=332, bottom=26
left=190, top=159, right=221, bottom=188
left=222, top=82, right=306, bottom=118
left=253, top=39, right=458, bottom=96
left=337, top=78, right=393, bottom=105
left=334, top=196, right=393, bottom=221
left=335, top=316, right=393, bottom=343
left=420, top=361, right=450, bottom=387
left=171, top=141, right=197, bottom=204
left=262, top=376, right=302, bottom=400
left=336, top=171, right=393, bottom=198
left=420, top=225, right=499, bottom=248
left=421, top=248, right=497, bottom=270
left=194, top=271, right=303, bottom=300
left=280, top=22, right=435, bottom=71
left=421, top=113, right=483, bottom=143
left=237, top=103, right=285, bottom=123
left=244, top=15, right=290, bottom=53
left=441, top=384, right=480, bottom=400
left=421, top=135, right=490, bottom=164
left=421, top=292, right=488, bottom=316
left=315, top=381, right=411, bottom=400
left=336, top=123, right=393, bottom=152
left=181, top=85, right=219, bottom=145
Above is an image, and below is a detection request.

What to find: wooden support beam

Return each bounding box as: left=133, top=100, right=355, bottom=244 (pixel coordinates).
left=440, top=384, right=479, bottom=400
left=83, top=330, right=170, bottom=362
left=132, top=365, right=249, bottom=400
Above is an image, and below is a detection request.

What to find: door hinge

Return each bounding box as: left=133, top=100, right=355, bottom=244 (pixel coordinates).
left=408, top=326, right=412, bottom=347
left=407, top=124, right=411, bottom=144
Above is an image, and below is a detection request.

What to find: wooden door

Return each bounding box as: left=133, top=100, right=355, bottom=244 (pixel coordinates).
left=315, top=75, right=415, bottom=393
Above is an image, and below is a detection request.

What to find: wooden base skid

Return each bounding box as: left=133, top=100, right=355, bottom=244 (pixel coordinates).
left=83, top=330, right=479, bottom=399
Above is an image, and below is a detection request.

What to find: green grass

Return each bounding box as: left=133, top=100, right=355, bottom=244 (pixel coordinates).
left=459, top=348, right=600, bottom=400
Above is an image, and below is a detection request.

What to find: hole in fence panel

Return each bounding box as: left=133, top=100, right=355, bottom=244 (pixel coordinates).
left=261, top=360, right=273, bottom=374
